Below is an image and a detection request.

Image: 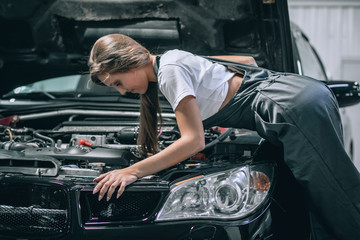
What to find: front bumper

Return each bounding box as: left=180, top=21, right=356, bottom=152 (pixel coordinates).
left=0, top=175, right=273, bottom=240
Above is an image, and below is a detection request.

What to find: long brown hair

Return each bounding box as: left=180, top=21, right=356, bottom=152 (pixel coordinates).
left=88, top=34, right=162, bottom=154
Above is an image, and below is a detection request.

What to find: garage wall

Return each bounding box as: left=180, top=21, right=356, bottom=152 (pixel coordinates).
left=288, top=0, right=360, bottom=170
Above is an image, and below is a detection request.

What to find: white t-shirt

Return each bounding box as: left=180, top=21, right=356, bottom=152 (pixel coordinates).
left=157, top=50, right=235, bottom=120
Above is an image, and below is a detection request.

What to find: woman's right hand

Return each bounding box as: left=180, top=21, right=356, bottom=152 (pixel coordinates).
left=92, top=168, right=138, bottom=201
left=92, top=96, right=206, bottom=201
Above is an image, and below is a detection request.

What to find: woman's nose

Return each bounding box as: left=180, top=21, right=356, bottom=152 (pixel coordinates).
left=115, top=87, right=126, bottom=95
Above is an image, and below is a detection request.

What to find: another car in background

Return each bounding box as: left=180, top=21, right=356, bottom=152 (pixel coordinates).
left=290, top=23, right=354, bottom=160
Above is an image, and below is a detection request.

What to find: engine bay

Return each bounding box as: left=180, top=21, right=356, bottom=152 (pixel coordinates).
left=0, top=113, right=275, bottom=240
left=0, top=115, right=262, bottom=181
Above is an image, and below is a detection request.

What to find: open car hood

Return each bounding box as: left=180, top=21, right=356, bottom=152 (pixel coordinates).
left=0, top=0, right=292, bottom=95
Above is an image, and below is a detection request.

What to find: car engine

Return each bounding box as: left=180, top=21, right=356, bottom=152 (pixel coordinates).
left=0, top=114, right=261, bottom=179
left=0, top=114, right=271, bottom=240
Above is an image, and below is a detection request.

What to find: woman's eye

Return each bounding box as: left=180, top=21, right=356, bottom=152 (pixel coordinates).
left=115, top=82, right=122, bottom=87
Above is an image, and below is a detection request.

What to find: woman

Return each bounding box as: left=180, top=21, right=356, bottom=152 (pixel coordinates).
left=88, top=34, right=360, bottom=239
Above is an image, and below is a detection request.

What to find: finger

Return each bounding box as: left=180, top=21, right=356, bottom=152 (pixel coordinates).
left=92, top=181, right=103, bottom=194
left=98, top=179, right=113, bottom=201
left=107, top=180, right=120, bottom=201
left=116, top=183, right=126, bottom=199
left=92, top=175, right=109, bottom=194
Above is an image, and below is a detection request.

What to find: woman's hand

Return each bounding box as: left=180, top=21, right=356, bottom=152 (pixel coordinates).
left=92, top=96, right=205, bottom=201
left=92, top=168, right=138, bottom=201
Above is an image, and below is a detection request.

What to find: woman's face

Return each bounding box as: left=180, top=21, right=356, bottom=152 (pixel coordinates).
left=99, top=68, right=149, bottom=95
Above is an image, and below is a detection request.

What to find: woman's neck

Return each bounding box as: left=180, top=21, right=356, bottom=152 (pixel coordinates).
left=148, top=54, right=158, bottom=83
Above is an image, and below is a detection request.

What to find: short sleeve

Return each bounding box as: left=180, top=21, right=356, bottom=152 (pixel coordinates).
left=158, top=64, right=196, bottom=111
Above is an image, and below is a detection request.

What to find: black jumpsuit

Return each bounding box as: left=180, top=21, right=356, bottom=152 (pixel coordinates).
left=201, top=61, right=360, bottom=240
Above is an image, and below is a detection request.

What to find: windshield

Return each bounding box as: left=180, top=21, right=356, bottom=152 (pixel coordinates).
left=3, top=74, right=124, bottom=98
left=13, top=75, right=82, bottom=94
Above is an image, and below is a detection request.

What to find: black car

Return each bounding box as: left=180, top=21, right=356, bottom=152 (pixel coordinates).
left=0, top=0, right=359, bottom=239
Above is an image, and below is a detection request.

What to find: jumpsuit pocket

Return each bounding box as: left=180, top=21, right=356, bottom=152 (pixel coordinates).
left=253, top=110, right=297, bottom=147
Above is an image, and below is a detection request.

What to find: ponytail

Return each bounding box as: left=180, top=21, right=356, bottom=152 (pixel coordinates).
left=138, top=82, right=162, bottom=155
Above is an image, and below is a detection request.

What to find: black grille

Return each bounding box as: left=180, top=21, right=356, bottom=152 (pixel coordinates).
left=0, top=182, right=69, bottom=238
left=81, top=191, right=162, bottom=223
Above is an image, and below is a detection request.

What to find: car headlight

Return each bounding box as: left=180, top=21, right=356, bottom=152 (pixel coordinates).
left=156, top=164, right=274, bottom=221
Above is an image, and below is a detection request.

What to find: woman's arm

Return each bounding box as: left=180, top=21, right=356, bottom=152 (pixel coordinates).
left=92, top=95, right=205, bottom=201
left=211, top=55, right=258, bottom=66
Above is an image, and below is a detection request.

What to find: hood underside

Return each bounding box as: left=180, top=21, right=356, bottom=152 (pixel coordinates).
left=0, top=0, right=292, bottom=95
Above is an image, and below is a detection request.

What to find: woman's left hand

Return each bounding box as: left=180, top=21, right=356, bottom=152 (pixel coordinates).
left=92, top=169, right=138, bottom=201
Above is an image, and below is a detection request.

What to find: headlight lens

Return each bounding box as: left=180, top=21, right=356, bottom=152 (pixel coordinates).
left=156, top=164, right=274, bottom=221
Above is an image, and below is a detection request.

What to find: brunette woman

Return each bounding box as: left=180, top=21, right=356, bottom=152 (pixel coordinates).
left=88, top=34, right=360, bottom=240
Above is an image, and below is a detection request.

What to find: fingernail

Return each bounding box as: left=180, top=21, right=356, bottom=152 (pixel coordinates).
left=116, top=194, right=120, bottom=199
left=106, top=196, right=110, bottom=201
left=98, top=195, right=102, bottom=201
